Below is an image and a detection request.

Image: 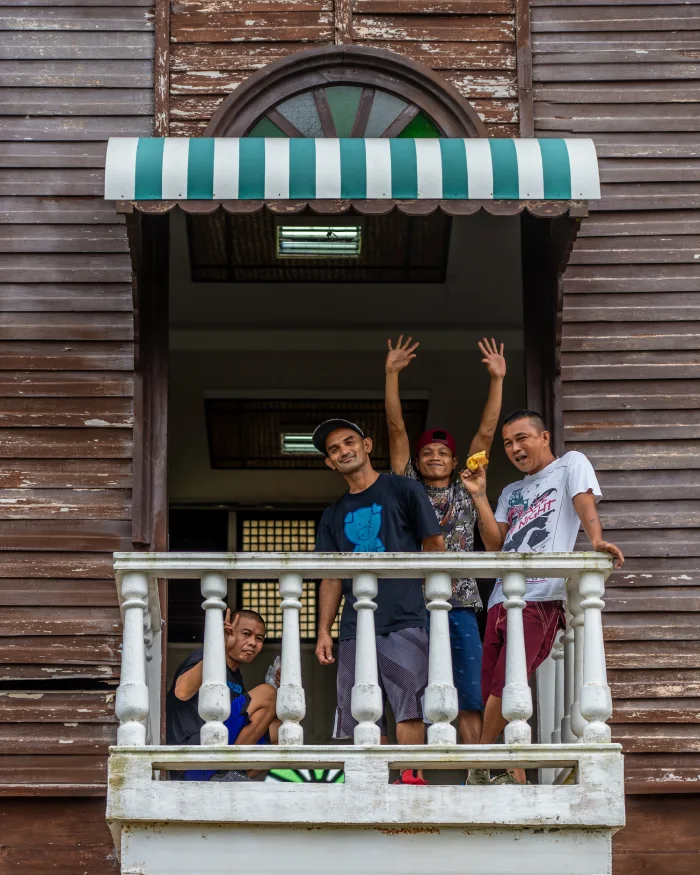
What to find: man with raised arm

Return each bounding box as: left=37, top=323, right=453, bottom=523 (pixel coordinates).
left=312, top=418, right=445, bottom=786
left=167, top=609, right=280, bottom=782
left=384, top=335, right=506, bottom=768
left=460, top=408, right=625, bottom=784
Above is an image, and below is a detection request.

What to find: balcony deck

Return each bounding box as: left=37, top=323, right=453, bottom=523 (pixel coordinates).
left=107, top=551, right=625, bottom=875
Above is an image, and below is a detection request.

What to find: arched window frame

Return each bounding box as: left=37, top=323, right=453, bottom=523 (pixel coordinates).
left=203, top=45, right=487, bottom=140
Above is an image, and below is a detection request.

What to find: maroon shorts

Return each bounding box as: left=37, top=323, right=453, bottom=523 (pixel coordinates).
left=481, top=600, right=566, bottom=702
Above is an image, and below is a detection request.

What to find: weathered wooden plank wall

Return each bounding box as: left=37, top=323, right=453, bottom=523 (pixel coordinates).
left=531, top=0, right=700, bottom=805
left=0, top=3, right=151, bottom=859
left=168, top=0, right=519, bottom=136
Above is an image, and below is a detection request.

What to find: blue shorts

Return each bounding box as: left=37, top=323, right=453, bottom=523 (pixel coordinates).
left=428, top=607, right=483, bottom=713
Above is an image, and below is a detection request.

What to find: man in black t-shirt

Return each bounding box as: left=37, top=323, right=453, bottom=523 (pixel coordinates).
left=312, top=418, right=445, bottom=783
left=166, top=609, right=279, bottom=782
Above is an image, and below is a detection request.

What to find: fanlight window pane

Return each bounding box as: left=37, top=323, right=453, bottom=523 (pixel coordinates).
left=276, top=92, right=324, bottom=138
left=364, top=90, right=408, bottom=137
left=398, top=111, right=442, bottom=138
left=248, top=116, right=287, bottom=138
left=325, top=85, right=363, bottom=137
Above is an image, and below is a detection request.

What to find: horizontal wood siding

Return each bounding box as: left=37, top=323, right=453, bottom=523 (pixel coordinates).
left=532, top=0, right=700, bottom=799
left=0, top=0, right=152, bottom=802
left=168, top=0, right=518, bottom=136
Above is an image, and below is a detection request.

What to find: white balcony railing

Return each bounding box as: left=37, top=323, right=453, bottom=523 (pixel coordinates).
left=108, top=551, right=625, bottom=875
left=112, top=551, right=615, bottom=752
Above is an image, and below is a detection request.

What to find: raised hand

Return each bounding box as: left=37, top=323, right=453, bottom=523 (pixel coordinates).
left=223, top=608, right=239, bottom=647
left=478, top=337, right=506, bottom=380
left=386, top=335, right=419, bottom=375
left=459, top=462, right=488, bottom=497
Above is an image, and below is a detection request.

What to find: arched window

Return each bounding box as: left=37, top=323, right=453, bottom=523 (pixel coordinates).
left=204, top=45, right=486, bottom=140
left=247, top=85, right=442, bottom=140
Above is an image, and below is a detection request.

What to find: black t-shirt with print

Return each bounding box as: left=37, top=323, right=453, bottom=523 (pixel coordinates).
left=166, top=647, right=248, bottom=746
left=315, top=473, right=442, bottom=639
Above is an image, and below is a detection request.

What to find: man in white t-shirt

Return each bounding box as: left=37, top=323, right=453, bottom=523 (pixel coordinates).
left=461, top=408, right=624, bottom=784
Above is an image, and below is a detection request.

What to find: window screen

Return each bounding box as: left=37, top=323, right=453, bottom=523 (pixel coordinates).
left=237, top=514, right=341, bottom=640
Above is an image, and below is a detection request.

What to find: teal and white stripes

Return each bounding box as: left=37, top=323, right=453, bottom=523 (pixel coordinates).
left=105, top=137, right=600, bottom=201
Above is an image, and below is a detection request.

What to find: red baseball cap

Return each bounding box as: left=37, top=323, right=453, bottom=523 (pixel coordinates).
left=417, top=429, right=457, bottom=455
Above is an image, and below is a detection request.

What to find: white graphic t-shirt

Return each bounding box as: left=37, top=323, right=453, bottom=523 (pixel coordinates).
left=488, top=451, right=602, bottom=608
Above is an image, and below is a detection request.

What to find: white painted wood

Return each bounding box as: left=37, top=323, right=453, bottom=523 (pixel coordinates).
left=424, top=571, right=458, bottom=744
left=535, top=653, right=556, bottom=784
left=115, top=571, right=149, bottom=746
left=501, top=571, right=532, bottom=744
left=579, top=571, right=613, bottom=743
left=350, top=573, right=383, bottom=745
left=552, top=632, right=565, bottom=746
left=560, top=607, right=576, bottom=744
left=113, top=551, right=614, bottom=582
left=277, top=572, right=306, bottom=745
left=567, top=578, right=587, bottom=742
left=120, top=823, right=614, bottom=875
left=198, top=572, right=230, bottom=745
left=107, top=744, right=626, bottom=830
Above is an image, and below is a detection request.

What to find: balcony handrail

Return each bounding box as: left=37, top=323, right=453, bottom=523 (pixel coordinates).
left=114, top=550, right=613, bottom=581
left=112, top=550, right=615, bottom=756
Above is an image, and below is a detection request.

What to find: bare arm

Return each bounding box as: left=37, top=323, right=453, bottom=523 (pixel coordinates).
left=385, top=336, right=419, bottom=475
left=422, top=533, right=446, bottom=552
left=468, top=338, right=506, bottom=457
left=174, top=661, right=203, bottom=701
left=459, top=466, right=506, bottom=551
left=315, top=578, right=343, bottom=665
left=572, top=491, right=625, bottom=569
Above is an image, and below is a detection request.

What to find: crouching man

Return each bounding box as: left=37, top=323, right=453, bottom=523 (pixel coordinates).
left=166, top=609, right=280, bottom=782
left=461, top=409, right=624, bottom=785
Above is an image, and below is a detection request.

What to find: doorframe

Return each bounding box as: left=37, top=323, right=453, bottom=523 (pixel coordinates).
left=126, top=204, right=581, bottom=742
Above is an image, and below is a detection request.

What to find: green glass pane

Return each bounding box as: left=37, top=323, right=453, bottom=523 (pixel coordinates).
left=248, top=116, right=287, bottom=138
left=325, top=86, right=363, bottom=137
left=398, top=111, right=442, bottom=138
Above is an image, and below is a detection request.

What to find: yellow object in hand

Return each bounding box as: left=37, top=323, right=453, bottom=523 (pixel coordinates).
left=466, top=451, right=488, bottom=472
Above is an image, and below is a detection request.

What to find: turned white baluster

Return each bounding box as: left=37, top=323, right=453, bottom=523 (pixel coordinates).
left=115, top=571, right=149, bottom=745
left=579, top=570, right=613, bottom=743
left=424, top=571, right=458, bottom=744
left=501, top=571, right=532, bottom=745
left=551, top=632, right=564, bottom=745
left=560, top=606, right=576, bottom=743
left=198, top=572, right=231, bottom=745
left=277, top=572, right=306, bottom=745
left=351, top=573, right=383, bottom=745
left=567, top=577, right=587, bottom=741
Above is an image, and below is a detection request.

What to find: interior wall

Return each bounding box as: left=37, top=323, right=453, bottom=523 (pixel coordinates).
left=168, top=210, right=526, bottom=508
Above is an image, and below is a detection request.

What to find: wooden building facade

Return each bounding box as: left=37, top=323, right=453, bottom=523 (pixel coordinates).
left=0, top=1, right=698, bottom=872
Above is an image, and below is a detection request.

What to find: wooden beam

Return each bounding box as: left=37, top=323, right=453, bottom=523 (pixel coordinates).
left=334, top=0, right=352, bottom=45
left=154, top=0, right=170, bottom=136
left=515, top=0, right=533, bottom=137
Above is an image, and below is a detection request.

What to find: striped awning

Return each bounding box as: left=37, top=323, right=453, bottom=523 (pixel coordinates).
left=104, top=137, right=600, bottom=202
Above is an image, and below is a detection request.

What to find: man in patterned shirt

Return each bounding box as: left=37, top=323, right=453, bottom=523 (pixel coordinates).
left=384, top=335, right=506, bottom=753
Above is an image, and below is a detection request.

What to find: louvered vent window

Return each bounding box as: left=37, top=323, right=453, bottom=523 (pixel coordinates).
left=206, top=398, right=428, bottom=470
left=237, top=514, right=341, bottom=640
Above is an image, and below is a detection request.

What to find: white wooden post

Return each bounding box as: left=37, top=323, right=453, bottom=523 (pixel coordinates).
left=567, top=577, right=587, bottom=741
left=277, top=572, right=306, bottom=745
left=561, top=606, right=576, bottom=743
left=351, top=573, right=383, bottom=745
left=551, top=632, right=564, bottom=745
left=424, top=571, right=458, bottom=744
left=501, top=571, right=532, bottom=744
left=115, top=571, right=149, bottom=746
left=198, top=572, right=231, bottom=745
left=579, top=570, right=613, bottom=743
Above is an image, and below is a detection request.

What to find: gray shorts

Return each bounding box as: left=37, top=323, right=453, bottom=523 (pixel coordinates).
left=332, top=626, right=429, bottom=740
